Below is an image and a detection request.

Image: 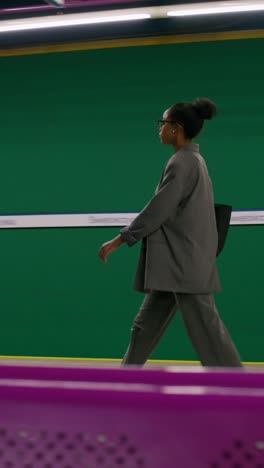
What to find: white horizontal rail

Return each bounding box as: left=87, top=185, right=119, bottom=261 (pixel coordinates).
left=0, top=211, right=263, bottom=229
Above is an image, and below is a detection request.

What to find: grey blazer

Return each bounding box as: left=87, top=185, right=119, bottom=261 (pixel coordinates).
left=120, top=143, right=221, bottom=294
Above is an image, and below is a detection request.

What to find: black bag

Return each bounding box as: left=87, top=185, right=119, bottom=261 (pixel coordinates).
left=214, top=204, right=232, bottom=256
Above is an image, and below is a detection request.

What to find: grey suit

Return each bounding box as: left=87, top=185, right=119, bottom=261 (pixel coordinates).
left=120, top=143, right=242, bottom=367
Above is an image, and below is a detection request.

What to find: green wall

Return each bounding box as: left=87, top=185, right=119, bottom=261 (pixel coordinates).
left=0, top=38, right=263, bottom=361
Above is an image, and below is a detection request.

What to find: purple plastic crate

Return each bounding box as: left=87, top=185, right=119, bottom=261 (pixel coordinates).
left=0, top=372, right=263, bottom=467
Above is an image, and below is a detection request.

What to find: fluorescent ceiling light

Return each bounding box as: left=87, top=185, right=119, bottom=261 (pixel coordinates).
left=0, top=1, right=263, bottom=33
left=167, top=0, right=264, bottom=17
left=0, top=9, right=151, bottom=32
left=45, top=0, right=65, bottom=6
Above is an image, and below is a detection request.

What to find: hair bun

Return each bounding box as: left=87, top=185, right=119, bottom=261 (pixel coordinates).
left=192, top=97, right=217, bottom=120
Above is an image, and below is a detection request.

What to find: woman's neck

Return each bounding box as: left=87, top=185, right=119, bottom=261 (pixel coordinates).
left=173, top=139, right=191, bottom=151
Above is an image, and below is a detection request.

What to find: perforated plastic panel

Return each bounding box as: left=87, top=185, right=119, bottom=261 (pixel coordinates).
left=210, top=439, right=264, bottom=467
left=0, top=427, right=145, bottom=468
left=0, top=363, right=263, bottom=468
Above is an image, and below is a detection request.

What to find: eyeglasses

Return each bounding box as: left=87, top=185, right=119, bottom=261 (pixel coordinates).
left=157, top=119, right=175, bottom=129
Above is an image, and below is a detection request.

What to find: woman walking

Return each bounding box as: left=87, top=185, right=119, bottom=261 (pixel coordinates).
left=98, top=97, right=242, bottom=367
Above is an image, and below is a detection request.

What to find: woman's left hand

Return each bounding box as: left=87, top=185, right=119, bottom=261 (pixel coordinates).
left=98, top=235, right=124, bottom=263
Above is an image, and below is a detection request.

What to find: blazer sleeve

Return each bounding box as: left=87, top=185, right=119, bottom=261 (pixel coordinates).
left=120, top=154, right=198, bottom=246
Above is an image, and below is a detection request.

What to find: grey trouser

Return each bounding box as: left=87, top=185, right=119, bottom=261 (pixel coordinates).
left=122, top=291, right=242, bottom=367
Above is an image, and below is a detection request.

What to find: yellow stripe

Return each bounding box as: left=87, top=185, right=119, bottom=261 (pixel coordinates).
left=0, top=355, right=262, bottom=365
left=1, top=29, right=264, bottom=57
left=0, top=355, right=120, bottom=362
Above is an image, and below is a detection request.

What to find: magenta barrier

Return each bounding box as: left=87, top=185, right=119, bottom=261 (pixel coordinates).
left=0, top=363, right=263, bottom=466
